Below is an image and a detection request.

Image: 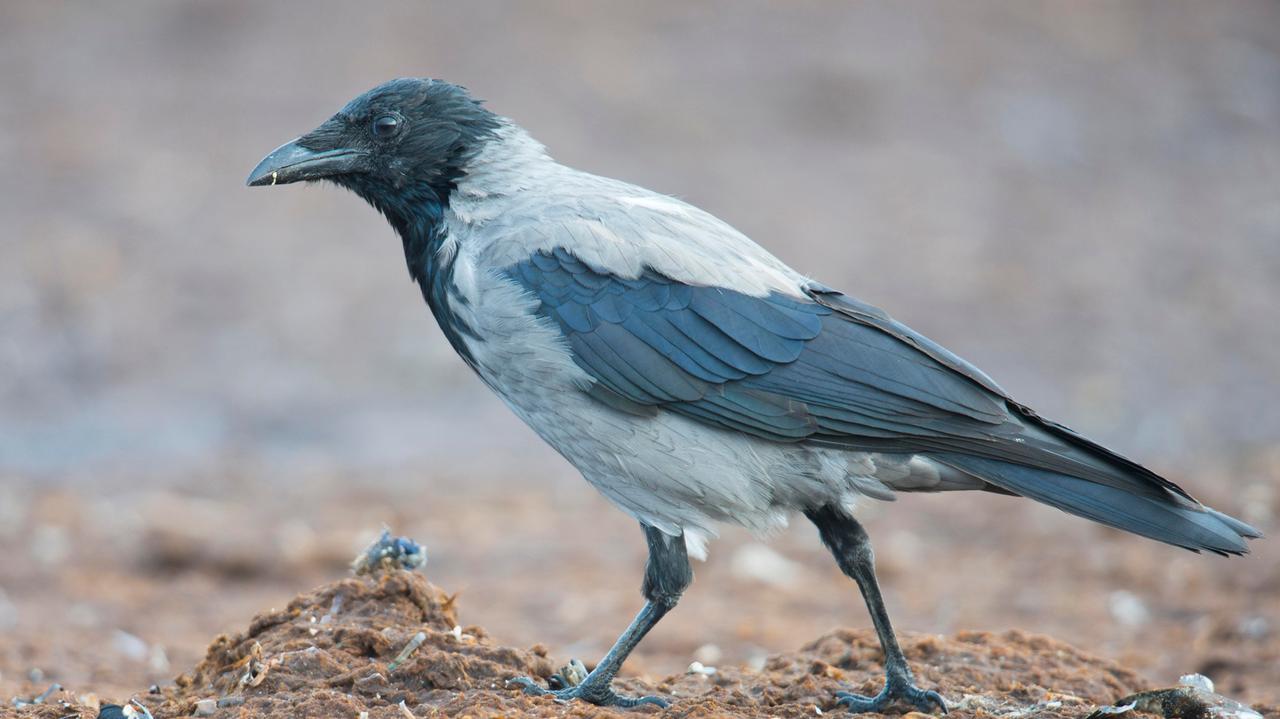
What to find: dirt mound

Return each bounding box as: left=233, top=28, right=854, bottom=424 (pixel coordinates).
left=7, top=570, right=1276, bottom=719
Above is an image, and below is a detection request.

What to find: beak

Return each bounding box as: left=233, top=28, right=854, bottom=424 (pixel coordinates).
left=246, top=139, right=368, bottom=187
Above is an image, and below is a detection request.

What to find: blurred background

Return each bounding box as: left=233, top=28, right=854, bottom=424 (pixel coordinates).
left=2, top=0, right=1278, bottom=707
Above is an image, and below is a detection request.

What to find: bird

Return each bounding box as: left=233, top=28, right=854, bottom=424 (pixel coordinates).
left=247, top=78, right=1260, bottom=713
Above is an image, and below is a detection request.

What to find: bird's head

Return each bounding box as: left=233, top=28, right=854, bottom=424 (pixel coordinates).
left=247, top=78, right=501, bottom=230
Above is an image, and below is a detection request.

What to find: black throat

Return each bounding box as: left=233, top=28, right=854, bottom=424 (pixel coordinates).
left=336, top=147, right=485, bottom=367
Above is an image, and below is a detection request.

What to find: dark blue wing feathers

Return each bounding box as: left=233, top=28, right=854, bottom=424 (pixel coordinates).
left=507, top=248, right=1003, bottom=441
left=503, top=248, right=1259, bottom=555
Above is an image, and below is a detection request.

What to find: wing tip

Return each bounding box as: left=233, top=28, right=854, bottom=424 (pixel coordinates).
left=1176, top=504, right=1261, bottom=556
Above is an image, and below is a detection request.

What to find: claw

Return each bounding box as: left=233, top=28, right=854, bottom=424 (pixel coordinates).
left=508, top=675, right=669, bottom=709
left=835, top=678, right=947, bottom=714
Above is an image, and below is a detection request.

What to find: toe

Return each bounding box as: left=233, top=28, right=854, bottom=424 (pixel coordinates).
left=506, top=676, right=550, bottom=696
left=915, top=689, right=947, bottom=714
left=509, top=674, right=669, bottom=709
left=834, top=690, right=884, bottom=713
left=835, top=683, right=946, bottom=715
left=613, top=693, right=669, bottom=709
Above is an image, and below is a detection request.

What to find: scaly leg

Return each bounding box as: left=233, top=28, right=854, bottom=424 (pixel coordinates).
left=509, top=523, right=691, bottom=708
left=805, top=505, right=947, bottom=714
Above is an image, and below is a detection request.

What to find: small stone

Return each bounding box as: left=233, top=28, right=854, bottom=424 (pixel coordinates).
left=194, top=698, right=216, bottom=716
left=1178, top=673, right=1214, bottom=693
left=554, top=658, right=589, bottom=688
left=355, top=672, right=389, bottom=691
left=687, top=661, right=716, bottom=676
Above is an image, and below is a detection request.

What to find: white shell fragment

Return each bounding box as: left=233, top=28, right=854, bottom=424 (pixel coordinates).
left=1179, top=673, right=1214, bottom=693
left=686, top=660, right=716, bottom=676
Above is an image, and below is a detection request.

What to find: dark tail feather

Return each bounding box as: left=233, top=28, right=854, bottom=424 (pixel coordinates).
left=933, top=453, right=1262, bottom=556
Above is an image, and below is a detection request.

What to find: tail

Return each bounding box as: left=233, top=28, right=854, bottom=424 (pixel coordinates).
left=934, top=451, right=1261, bottom=556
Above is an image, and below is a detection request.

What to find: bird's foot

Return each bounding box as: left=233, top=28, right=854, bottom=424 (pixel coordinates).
left=508, top=674, right=668, bottom=709
left=835, top=671, right=947, bottom=714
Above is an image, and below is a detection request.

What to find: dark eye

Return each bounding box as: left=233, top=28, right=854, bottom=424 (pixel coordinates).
left=372, top=114, right=400, bottom=138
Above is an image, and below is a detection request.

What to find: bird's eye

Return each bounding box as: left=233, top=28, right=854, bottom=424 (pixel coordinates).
left=372, top=114, right=401, bottom=139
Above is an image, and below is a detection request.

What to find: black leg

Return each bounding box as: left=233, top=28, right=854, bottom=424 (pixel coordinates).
left=509, top=523, right=691, bottom=709
left=805, top=505, right=948, bottom=714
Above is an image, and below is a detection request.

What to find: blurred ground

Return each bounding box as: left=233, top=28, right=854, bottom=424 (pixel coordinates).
left=1, top=0, right=1278, bottom=714
left=0, top=570, right=1212, bottom=719
left=3, top=467, right=1277, bottom=710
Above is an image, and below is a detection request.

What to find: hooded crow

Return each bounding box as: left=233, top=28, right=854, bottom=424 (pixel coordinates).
left=248, top=78, right=1260, bottom=713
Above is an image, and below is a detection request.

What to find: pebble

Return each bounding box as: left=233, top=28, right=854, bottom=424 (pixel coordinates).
left=686, top=661, right=716, bottom=676
left=194, top=698, right=216, bottom=716
left=1179, top=673, right=1214, bottom=693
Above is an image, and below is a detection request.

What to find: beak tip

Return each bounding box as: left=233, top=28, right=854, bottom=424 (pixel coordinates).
left=246, top=139, right=365, bottom=189
left=246, top=152, right=285, bottom=187
left=245, top=139, right=299, bottom=189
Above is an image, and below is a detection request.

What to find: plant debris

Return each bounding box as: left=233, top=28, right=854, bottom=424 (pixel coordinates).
left=14, top=569, right=1275, bottom=719
left=386, top=631, right=427, bottom=672
left=1088, top=674, right=1264, bottom=719
left=10, top=684, right=60, bottom=708
left=351, top=529, right=427, bottom=576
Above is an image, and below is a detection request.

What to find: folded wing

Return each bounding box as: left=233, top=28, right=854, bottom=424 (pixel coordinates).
left=507, top=248, right=1260, bottom=555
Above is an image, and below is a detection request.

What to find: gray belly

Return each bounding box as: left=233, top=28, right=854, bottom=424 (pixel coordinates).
left=444, top=261, right=970, bottom=550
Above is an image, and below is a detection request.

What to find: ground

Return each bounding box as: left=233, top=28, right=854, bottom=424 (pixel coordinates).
left=1, top=469, right=1276, bottom=718
left=0, top=570, right=1240, bottom=719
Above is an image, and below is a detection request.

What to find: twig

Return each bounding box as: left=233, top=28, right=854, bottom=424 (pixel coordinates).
left=387, top=631, right=427, bottom=672
left=34, top=684, right=62, bottom=704
left=10, top=683, right=61, bottom=707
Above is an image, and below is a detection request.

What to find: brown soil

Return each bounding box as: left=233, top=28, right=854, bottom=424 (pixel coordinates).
left=3, top=473, right=1278, bottom=719
left=7, top=569, right=1275, bottom=719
